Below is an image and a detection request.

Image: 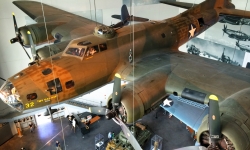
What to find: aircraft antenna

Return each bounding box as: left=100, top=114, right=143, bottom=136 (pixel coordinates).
left=192, top=0, right=196, bottom=7
left=88, top=0, right=92, bottom=21
left=39, top=1, right=66, bottom=149
left=128, top=0, right=136, bottom=138
left=94, top=0, right=97, bottom=26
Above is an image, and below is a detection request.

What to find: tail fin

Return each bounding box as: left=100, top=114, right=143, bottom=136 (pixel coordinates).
left=222, top=24, right=227, bottom=36
left=121, top=4, right=129, bottom=22
left=111, top=4, right=148, bottom=28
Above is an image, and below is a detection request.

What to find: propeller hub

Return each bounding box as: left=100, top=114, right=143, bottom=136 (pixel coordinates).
left=105, top=110, right=117, bottom=120
left=10, top=37, right=19, bottom=44
left=200, top=131, right=235, bottom=150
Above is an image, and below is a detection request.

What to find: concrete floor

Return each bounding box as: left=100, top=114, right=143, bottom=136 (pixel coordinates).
left=0, top=108, right=195, bottom=150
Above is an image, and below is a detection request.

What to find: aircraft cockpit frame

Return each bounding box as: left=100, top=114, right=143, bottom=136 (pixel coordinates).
left=62, top=36, right=108, bottom=60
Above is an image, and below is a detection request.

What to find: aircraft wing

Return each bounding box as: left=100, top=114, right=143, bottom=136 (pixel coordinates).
left=161, top=94, right=208, bottom=132
left=219, top=8, right=250, bottom=19
left=13, top=1, right=100, bottom=40
left=13, top=1, right=95, bottom=23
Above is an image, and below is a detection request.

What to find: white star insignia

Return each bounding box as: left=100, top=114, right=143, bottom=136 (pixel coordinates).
left=189, top=24, right=196, bottom=38
left=163, top=98, right=172, bottom=107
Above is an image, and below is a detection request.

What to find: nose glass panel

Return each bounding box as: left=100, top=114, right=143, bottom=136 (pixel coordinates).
left=0, top=81, right=23, bottom=111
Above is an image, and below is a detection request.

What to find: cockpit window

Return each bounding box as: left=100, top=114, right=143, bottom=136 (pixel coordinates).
left=46, top=78, right=62, bottom=95
left=27, top=93, right=37, bottom=101
left=42, top=68, right=52, bottom=75
left=0, top=81, right=23, bottom=111
left=99, top=43, right=107, bottom=51
left=65, top=80, right=74, bottom=89
left=85, top=45, right=99, bottom=57
left=77, top=41, right=92, bottom=46
left=66, top=48, right=85, bottom=57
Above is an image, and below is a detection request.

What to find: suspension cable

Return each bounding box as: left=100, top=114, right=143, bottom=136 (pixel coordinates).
left=40, top=1, right=66, bottom=149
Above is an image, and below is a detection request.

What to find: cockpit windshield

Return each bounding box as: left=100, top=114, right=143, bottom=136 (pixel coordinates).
left=0, top=81, right=23, bottom=111
left=84, top=45, right=98, bottom=57
left=66, top=47, right=85, bottom=57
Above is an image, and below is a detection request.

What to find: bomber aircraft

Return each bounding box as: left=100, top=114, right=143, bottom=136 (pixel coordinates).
left=236, top=41, right=250, bottom=52
left=1, top=0, right=250, bottom=149
left=219, top=16, right=250, bottom=25
left=222, top=24, right=250, bottom=41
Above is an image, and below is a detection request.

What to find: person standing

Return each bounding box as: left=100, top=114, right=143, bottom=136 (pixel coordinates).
left=56, top=141, right=61, bottom=150
left=169, top=113, right=173, bottom=118
left=108, top=132, right=112, bottom=141
left=72, top=118, right=76, bottom=133
left=29, top=123, right=33, bottom=132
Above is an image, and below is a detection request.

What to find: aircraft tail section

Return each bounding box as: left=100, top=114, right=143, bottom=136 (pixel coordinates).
left=121, top=4, right=129, bottom=22
left=111, top=4, right=129, bottom=22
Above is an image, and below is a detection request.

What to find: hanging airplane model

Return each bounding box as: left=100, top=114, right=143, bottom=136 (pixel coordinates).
left=219, top=16, right=250, bottom=25
left=236, top=41, right=250, bottom=52
left=222, top=24, right=250, bottom=41
left=1, top=0, right=250, bottom=149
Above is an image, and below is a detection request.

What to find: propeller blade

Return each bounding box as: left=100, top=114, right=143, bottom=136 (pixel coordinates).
left=174, top=146, right=207, bottom=150
left=112, top=73, right=122, bottom=106
left=89, top=107, right=107, bottom=115
left=20, top=43, right=31, bottom=60
left=0, top=77, right=6, bottom=81
left=12, top=13, right=19, bottom=34
left=116, top=117, right=142, bottom=150
left=10, top=13, right=21, bottom=44
left=208, top=95, right=221, bottom=145
left=27, top=31, right=36, bottom=60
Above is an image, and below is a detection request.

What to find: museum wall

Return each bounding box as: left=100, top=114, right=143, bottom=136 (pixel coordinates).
left=179, top=0, right=250, bottom=68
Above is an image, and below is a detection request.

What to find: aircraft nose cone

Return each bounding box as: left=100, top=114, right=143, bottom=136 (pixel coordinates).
left=0, top=80, right=23, bottom=112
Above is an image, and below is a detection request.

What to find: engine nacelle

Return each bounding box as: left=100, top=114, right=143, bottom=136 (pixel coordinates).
left=197, top=88, right=250, bottom=150
left=197, top=113, right=249, bottom=149
left=107, top=67, right=169, bottom=124
left=36, top=40, right=70, bottom=59
left=18, top=22, right=65, bottom=47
